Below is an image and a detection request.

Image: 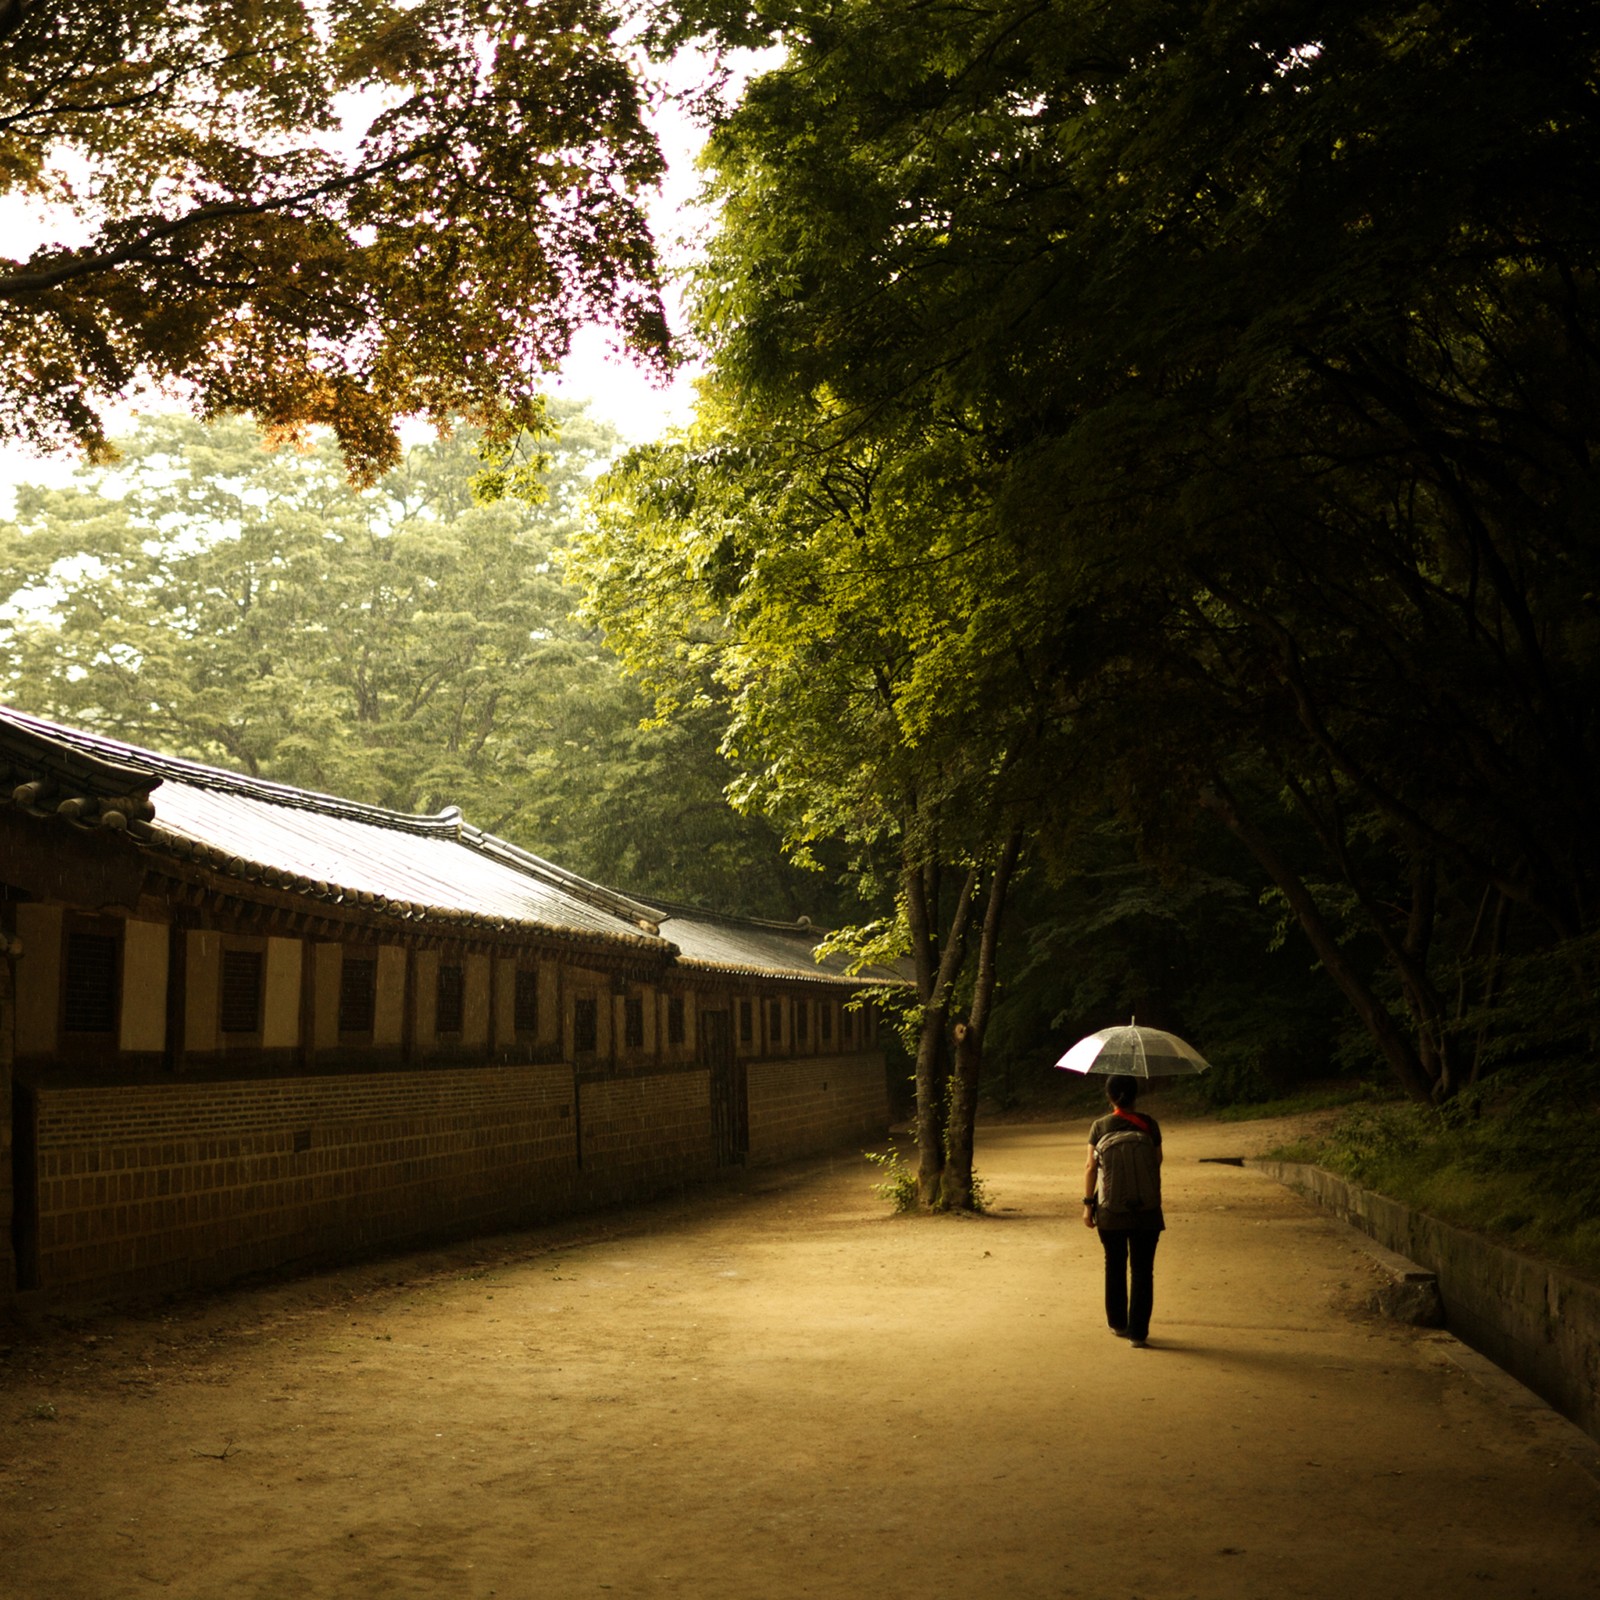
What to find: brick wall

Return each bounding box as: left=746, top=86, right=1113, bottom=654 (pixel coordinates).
left=21, top=1044, right=892, bottom=1306
left=33, top=1066, right=580, bottom=1304
left=745, top=1052, right=889, bottom=1165
left=574, top=1070, right=714, bottom=1203
left=0, top=958, right=14, bottom=1293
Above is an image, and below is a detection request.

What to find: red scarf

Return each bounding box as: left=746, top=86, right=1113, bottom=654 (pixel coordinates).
left=1113, top=1106, right=1152, bottom=1134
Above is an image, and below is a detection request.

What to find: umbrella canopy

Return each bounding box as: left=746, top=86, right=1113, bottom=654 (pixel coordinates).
left=1055, top=1018, right=1211, bottom=1078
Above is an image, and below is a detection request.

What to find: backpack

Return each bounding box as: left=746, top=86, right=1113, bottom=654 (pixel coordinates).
left=1095, top=1127, right=1161, bottom=1217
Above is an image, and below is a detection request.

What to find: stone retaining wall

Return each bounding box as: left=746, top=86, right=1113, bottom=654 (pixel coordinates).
left=1250, top=1160, right=1600, bottom=1444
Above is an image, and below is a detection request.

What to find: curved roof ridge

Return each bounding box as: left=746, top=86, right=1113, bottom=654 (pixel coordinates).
left=0, top=705, right=157, bottom=798
left=461, top=827, right=665, bottom=934
left=644, top=895, right=821, bottom=935
left=0, top=705, right=464, bottom=838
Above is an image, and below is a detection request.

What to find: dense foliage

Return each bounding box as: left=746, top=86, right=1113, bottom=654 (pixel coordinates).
left=6, top=0, right=1597, bottom=1213
left=0, top=411, right=826, bottom=918
left=0, top=0, right=668, bottom=479
left=575, top=400, right=1031, bottom=1204
left=571, top=0, right=1600, bottom=1210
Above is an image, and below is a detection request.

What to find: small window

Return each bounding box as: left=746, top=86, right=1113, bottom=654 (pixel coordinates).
left=768, top=998, right=783, bottom=1044
left=666, top=995, right=686, bottom=1046
left=220, top=949, right=263, bottom=1034
left=436, top=962, right=464, bottom=1035
left=514, top=967, right=539, bottom=1034
left=339, top=956, right=377, bottom=1034
left=820, top=1002, right=833, bottom=1043
left=63, top=931, right=119, bottom=1034
left=842, top=1005, right=854, bottom=1042
left=573, top=996, right=598, bottom=1054
left=795, top=1000, right=809, bottom=1043
left=624, top=995, right=645, bottom=1049
left=738, top=998, right=753, bottom=1044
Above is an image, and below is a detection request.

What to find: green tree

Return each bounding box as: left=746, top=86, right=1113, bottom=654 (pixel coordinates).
left=577, top=397, right=1043, bottom=1207
left=0, top=0, right=668, bottom=480
left=0, top=409, right=821, bottom=916
left=636, top=0, right=1600, bottom=1106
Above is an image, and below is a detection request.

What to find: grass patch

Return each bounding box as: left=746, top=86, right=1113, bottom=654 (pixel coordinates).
left=1208, top=1080, right=1384, bottom=1124
left=1270, top=1089, right=1600, bottom=1285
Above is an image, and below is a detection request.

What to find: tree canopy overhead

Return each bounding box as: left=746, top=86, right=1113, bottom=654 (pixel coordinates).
left=0, top=0, right=670, bottom=480
left=576, top=0, right=1600, bottom=1120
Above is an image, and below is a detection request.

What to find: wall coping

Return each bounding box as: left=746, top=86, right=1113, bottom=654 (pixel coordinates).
left=1248, top=1159, right=1600, bottom=1446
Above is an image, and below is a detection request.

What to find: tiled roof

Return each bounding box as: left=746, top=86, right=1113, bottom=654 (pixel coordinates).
left=653, top=905, right=903, bottom=988
left=1, top=707, right=905, bottom=986
left=150, top=781, right=668, bottom=947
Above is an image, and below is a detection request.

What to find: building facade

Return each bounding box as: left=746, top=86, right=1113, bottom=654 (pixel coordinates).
left=0, top=708, right=897, bottom=1307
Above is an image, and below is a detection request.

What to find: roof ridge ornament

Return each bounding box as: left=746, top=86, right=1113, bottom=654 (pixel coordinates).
left=1, top=705, right=469, bottom=836
left=463, top=828, right=663, bottom=934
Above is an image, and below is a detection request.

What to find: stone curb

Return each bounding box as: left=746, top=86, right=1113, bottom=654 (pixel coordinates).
left=1429, top=1334, right=1600, bottom=1490
left=1242, top=1158, right=1600, bottom=1451
left=1354, top=1236, right=1445, bottom=1327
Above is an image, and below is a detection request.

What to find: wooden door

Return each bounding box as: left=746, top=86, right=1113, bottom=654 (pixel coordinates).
left=701, top=1009, right=747, bottom=1167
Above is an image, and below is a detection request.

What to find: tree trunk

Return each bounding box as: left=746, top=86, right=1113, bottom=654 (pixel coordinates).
left=941, top=830, right=1022, bottom=1211
left=905, top=855, right=980, bottom=1208
left=905, top=859, right=944, bottom=1205
left=1200, top=784, right=1437, bottom=1103
left=913, top=1010, right=950, bottom=1206
left=943, top=1021, right=981, bottom=1210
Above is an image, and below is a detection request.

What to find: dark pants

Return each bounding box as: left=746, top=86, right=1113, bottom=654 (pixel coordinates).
left=1099, top=1228, right=1160, bottom=1339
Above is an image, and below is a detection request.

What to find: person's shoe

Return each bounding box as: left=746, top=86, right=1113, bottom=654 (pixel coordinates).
left=1129, top=1337, right=1149, bottom=1348
left=1111, top=1327, right=1130, bottom=1338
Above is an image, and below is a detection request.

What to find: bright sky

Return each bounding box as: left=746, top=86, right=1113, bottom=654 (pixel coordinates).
left=0, top=45, right=732, bottom=507
left=547, top=51, right=710, bottom=444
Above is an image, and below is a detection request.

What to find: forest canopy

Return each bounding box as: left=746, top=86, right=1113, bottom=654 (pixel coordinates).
left=570, top=0, right=1600, bottom=1205
left=5, top=0, right=1599, bottom=1214
left=0, top=411, right=824, bottom=919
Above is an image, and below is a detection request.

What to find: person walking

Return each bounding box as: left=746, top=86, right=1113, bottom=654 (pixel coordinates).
left=1081, top=1074, right=1164, bottom=1346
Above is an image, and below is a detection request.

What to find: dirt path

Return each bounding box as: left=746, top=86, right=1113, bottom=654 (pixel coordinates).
left=2, top=1110, right=1597, bottom=1600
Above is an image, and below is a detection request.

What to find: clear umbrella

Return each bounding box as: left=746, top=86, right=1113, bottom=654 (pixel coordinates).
left=1054, top=1017, right=1211, bottom=1078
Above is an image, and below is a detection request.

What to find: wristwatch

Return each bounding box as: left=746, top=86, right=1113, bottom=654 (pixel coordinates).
left=1082, top=1197, right=1096, bottom=1207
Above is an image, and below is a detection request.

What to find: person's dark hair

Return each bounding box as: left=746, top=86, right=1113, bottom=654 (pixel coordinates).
left=1106, top=1074, right=1139, bottom=1109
